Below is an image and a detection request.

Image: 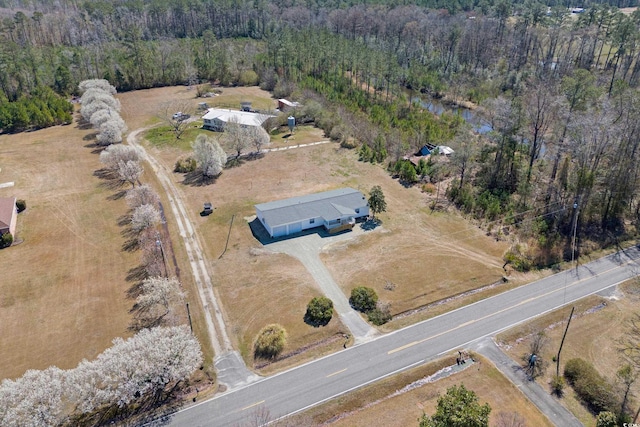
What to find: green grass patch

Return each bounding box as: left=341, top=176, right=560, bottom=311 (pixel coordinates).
left=207, top=94, right=275, bottom=112
left=144, top=121, right=210, bottom=151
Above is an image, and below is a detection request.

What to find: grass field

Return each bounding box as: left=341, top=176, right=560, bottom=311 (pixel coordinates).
left=498, top=281, right=640, bottom=427
left=116, top=85, right=512, bottom=372
left=0, top=123, right=138, bottom=380
left=285, top=353, right=553, bottom=426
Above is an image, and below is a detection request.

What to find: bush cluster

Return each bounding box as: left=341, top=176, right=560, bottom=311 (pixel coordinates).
left=349, top=287, right=392, bottom=325
left=349, top=287, right=378, bottom=312
left=254, top=324, right=287, bottom=359
left=564, top=358, right=617, bottom=414
left=15, top=199, right=26, bottom=213
left=0, top=233, right=12, bottom=248
left=174, top=157, right=197, bottom=173
left=305, top=297, right=333, bottom=326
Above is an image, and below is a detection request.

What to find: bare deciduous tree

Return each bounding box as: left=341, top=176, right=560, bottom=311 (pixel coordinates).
left=158, top=101, right=195, bottom=140
left=223, top=117, right=249, bottom=159
left=247, top=125, right=270, bottom=154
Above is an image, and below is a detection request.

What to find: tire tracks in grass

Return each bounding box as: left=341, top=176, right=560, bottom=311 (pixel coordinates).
left=127, top=127, right=232, bottom=357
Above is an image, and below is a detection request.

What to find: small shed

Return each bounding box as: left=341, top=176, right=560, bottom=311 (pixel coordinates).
left=0, top=197, right=17, bottom=237
left=436, top=146, right=455, bottom=156
left=417, top=145, right=431, bottom=156
left=240, top=101, right=252, bottom=112
left=278, top=99, right=301, bottom=112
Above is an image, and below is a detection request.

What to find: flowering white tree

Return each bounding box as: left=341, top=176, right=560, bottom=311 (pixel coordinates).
left=80, top=99, right=112, bottom=122
left=78, top=79, right=117, bottom=95
left=192, top=134, right=227, bottom=178
left=97, top=119, right=124, bottom=145
left=135, top=277, right=185, bottom=325
left=0, top=367, right=66, bottom=427
left=80, top=88, right=121, bottom=112
left=72, top=326, right=202, bottom=409
left=117, top=159, right=144, bottom=187
left=99, top=144, right=142, bottom=170
left=223, top=117, right=249, bottom=159
left=126, top=184, right=160, bottom=209
left=89, top=108, right=116, bottom=128
left=79, top=79, right=126, bottom=146
left=247, top=125, right=270, bottom=154
left=131, top=203, right=161, bottom=233
left=0, top=326, right=202, bottom=424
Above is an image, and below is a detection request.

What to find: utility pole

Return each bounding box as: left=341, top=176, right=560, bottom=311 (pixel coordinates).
left=156, top=232, right=168, bottom=277
left=571, top=198, right=580, bottom=270
left=186, top=302, right=193, bottom=333
left=556, top=306, right=575, bottom=378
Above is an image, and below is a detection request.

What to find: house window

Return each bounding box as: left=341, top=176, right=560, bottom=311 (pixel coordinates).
left=355, top=208, right=360, bottom=214
left=310, top=218, right=315, bottom=224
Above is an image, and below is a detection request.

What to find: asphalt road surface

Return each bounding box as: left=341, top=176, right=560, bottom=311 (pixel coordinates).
left=165, top=244, right=640, bottom=427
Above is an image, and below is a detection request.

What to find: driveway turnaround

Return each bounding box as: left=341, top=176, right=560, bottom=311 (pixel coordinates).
left=265, top=227, right=378, bottom=342
left=471, top=337, right=583, bottom=427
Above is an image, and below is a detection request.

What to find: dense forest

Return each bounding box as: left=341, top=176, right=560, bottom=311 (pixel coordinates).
left=3, top=0, right=640, bottom=267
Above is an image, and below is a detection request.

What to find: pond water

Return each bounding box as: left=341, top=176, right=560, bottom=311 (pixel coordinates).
left=411, top=96, right=493, bottom=134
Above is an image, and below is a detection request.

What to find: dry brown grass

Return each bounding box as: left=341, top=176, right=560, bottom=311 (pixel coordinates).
left=497, top=283, right=640, bottom=427
left=116, top=85, right=513, bottom=372
left=0, top=123, right=139, bottom=380
left=288, top=354, right=553, bottom=427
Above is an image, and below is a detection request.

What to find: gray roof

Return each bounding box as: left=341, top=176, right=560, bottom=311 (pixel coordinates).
left=255, top=188, right=367, bottom=227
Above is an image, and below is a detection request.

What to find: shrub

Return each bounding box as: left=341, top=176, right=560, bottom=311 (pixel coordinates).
left=1, top=232, right=13, bottom=248
left=564, top=358, right=617, bottom=414
left=305, top=297, right=333, bottom=326
left=15, top=199, right=26, bottom=212
left=551, top=375, right=565, bottom=396
left=254, top=324, right=287, bottom=359
left=340, top=139, right=358, bottom=149
left=349, top=287, right=378, bottom=312
left=237, top=70, right=259, bottom=86
left=367, top=301, right=392, bottom=325
left=595, top=411, right=617, bottom=427
left=564, top=358, right=591, bottom=385
left=174, top=157, right=197, bottom=173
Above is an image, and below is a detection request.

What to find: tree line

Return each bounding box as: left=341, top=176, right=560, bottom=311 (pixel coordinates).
left=3, top=1, right=640, bottom=263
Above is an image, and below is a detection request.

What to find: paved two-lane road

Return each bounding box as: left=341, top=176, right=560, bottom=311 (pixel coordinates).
left=166, top=244, right=640, bottom=426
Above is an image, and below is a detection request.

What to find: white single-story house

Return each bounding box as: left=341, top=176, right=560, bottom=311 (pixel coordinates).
left=255, top=188, right=369, bottom=238
left=202, top=108, right=273, bottom=132
left=0, top=196, right=17, bottom=237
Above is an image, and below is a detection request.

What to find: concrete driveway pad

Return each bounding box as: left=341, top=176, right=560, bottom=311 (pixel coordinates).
left=264, top=226, right=378, bottom=343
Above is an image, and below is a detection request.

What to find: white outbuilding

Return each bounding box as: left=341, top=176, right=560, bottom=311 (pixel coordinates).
left=202, top=108, right=273, bottom=132
left=255, top=188, right=369, bottom=238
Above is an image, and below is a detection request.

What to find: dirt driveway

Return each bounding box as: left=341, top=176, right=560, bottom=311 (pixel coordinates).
left=262, top=224, right=380, bottom=342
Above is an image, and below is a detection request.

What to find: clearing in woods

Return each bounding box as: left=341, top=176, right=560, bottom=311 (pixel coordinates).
left=118, top=85, right=511, bottom=372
